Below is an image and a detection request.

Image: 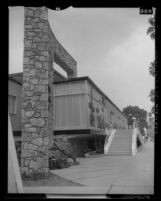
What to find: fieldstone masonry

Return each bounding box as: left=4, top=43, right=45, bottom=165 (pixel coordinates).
left=21, top=7, right=77, bottom=177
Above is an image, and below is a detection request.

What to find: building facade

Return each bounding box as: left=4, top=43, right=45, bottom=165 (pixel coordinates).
left=9, top=71, right=128, bottom=159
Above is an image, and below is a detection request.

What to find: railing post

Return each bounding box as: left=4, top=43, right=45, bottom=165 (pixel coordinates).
left=132, top=117, right=136, bottom=129
left=131, top=117, right=136, bottom=156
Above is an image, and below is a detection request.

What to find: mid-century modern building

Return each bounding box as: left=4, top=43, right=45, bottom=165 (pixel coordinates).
left=9, top=7, right=134, bottom=176
left=9, top=70, right=128, bottom=158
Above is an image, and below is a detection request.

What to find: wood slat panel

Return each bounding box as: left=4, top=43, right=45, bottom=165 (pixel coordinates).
left=54, top=94, right=87, bottom=130
left=55, top=81, right=85, bottom=96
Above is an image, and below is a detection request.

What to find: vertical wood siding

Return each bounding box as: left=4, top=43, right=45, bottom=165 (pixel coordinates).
left=54, top=81, right=87, bottom=130
left=54, top=79, right=128, bottom=132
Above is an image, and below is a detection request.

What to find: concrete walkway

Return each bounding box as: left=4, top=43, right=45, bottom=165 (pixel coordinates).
left=24, top=141, right=154, bottom=194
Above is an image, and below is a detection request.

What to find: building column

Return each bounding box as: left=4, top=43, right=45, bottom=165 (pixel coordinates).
left=21, top=7, right=54, bottom=177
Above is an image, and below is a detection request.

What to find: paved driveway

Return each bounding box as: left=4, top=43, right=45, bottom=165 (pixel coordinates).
left=51, top=141, right=154, bottom=194
left=24, top=141, right=154, bottom=194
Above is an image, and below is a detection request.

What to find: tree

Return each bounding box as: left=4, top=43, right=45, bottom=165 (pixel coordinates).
left=149, top=89, right=155, bottom=103
left=149, top=61, right=155, bottom=77
left=147, top=16, right=155, bottom=39
left=148, top=112, right=154, bottom=140
left=148, top=112, right=152, bottom=120
left=147, top=14, right=155, bottom=114
left=123, top=105, right=148, bottom=135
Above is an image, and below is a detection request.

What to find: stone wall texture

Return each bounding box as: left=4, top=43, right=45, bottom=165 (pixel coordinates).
left=21, top=7, right=77, bottom=176
left=21, top=7, right=54, bottom=176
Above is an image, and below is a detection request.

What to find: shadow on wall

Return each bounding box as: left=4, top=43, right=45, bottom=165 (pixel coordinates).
left=137, top=136, right=142, bottom=149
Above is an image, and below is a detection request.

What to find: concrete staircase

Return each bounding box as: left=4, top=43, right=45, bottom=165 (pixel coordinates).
left=108, top=129, right=132, bottom=155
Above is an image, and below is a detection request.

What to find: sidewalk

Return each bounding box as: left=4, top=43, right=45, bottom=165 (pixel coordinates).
left=109, top=141, right=154, bottom=194
left=24, top=141, right=154, bottom=194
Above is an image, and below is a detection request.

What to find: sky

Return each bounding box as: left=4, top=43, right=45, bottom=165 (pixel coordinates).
left=9, top=7, right=155, bottom=114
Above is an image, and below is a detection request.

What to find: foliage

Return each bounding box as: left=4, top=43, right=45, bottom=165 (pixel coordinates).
left=147, top=14, right=155, bottom=114
left=148, top=112, right=152, bottom=118
left=149, top=89, right=155, bottom=114
left=51, top=142, right=76, bottom=163
left=122, top=105, right=148, bottom=134
left=149, top=89, right=155, bottom=103
left=147, top=16, right=155, bottom=40
left=151, top=105, right=155, bottom=114
left=49, top=158, right=70, bottom=170
left=149, top=61, right=155, bottom=77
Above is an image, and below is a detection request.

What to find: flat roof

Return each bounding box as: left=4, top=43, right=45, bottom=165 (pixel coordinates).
left=54, top=76, right=127, bottom=119
left=9, top=69, right=66, bottom=85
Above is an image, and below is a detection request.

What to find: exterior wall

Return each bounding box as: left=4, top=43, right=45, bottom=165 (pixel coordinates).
left=54, top=80, right=88, bottom=130
left=54, top=79, right=128, bottom=133
left=87, top=81, right=128, bottom=132
left=8, top=71, right=66, bottom=133
left=9, top=77, right=128, bottom=135
left=8, top=80, right=22, bottom=131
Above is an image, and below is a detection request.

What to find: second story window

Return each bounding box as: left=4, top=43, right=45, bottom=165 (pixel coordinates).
left=8, top=95, right=17, bottom=115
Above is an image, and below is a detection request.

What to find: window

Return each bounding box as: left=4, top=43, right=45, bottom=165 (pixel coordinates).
left=8, top=95, right=17, bottom=114
left=110, top=111, right=114, bottom=123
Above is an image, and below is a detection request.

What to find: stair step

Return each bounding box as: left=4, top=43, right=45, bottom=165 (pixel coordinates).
left=115, top=136, right=131, bottom=137
left=110, top=146, right=131, bottom=148
left=112, top=139, right=131, bottom=141
left=110, top=145, right=131, bottom=148
left=109, top=152, right=132, bottom=153
left=115, top=135, right=131, bottom=137
left=114, top=139, right=131, bottom=141
left=109, top=150, right=132, bottom=152
left=114, top=140, right=131, bottom=141
left=113, top=140, right=131, bottom=142
left=112, top=141, right=131, bottom=142
left=112, top=144, right=131, bottom=145
left=115, top=137, right=131, bottom=138
left=110, top=144, right=131, bottom=146
left=110, top=145, right=131, bottom=147
left=110, top=149, right=131, bottom=151
left=109, top=152, right=132, bottom=154
left=111, top=143, right=131, bottom=145
left=109, top=151, right=131, bottom=152
left=109, top=150, right=131, bottom=152
left=111, top=146, right=131, bottom=149
left=107, top=129, right=133, bottom=156
left=108, top=154, right=132, bottom=155
left=111, top=143, right=130, bottom=147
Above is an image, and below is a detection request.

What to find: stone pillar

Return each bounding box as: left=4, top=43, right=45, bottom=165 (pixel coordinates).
left=21, top=7, right=54, bottom=177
